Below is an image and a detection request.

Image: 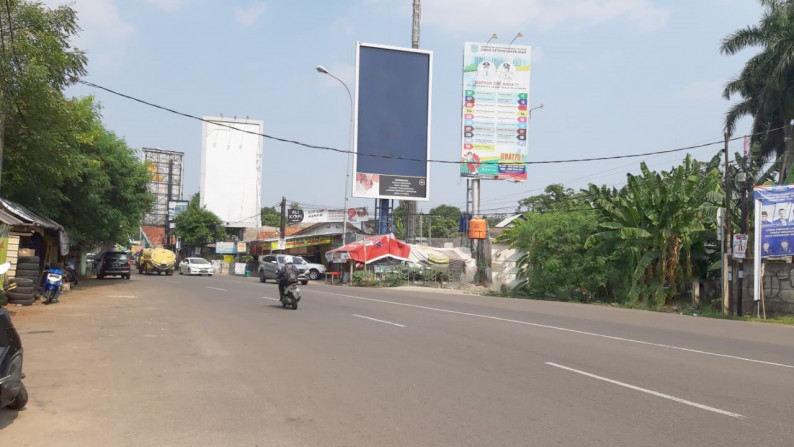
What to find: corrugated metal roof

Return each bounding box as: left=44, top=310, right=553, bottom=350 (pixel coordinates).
left=0, top=197, right=63, bottom=230
left=0, top=208, right=25, bottom=226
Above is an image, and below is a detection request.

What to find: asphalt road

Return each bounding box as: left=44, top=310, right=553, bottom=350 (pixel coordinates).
left=1, top=271, right=793, bottom=446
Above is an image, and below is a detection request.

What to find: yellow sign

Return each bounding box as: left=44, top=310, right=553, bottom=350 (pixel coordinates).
left=270, top=236, right=331, bottom=250
left=223, top=255, right=235, bottom=263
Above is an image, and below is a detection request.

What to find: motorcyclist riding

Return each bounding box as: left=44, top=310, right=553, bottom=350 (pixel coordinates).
left=277, top=256, right=299, bottom=299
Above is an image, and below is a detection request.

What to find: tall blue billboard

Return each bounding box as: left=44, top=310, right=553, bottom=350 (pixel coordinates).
left=353, top=43, right=432, bottom=201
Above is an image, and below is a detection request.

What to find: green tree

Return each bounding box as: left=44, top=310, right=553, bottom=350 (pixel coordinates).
left=500, top=210, right=618, bottom=301
left=517, top=184, right=587, bottom=213
left=585, top=155, right=723, bottom=306
left=422, top=205, right=462, bottom=239
left=392, top=201, right=408, bottom=239
left=721, top=0, right=794, bottom=181
left=0, top=2, right=151, bottom=249
left=261, top=206, right=280, bottom=226
left=173, top=200, right=226, bottom=246
left=53, top=98, right=152, bottom=248
left=0, top=0, right=87, bottom=191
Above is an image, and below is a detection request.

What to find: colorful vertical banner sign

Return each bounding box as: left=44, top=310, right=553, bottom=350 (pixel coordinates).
left=754, top=185, right=794, bottom=258
left=0, top=224, right=8, bottom=287
left=461, top=42, right=531, bottom=181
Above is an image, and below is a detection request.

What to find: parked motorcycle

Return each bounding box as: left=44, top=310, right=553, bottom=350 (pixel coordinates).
left=63, top=261, right=78, bottom=287
left=39, top=266, right=64, bottom=304
left=280, top=282, right=301, bottom=310
left=0, top=261, right=28, bottom=410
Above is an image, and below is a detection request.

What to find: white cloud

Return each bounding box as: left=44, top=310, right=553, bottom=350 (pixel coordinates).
left=40, top=0, right=135, bottom=73
left=145, top=0, right=192, bottom=12
left=234, top=2, right=268, bottom=26
left=422, top=0, right=669, bottom=33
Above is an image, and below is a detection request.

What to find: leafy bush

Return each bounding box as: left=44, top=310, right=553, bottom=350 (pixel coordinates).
left=352, top=271, right=378, bottom=287
left=501, top=210, right=620, bottom=302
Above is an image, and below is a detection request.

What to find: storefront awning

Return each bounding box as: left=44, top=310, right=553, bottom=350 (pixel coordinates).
left=326, top=234, right=410, bottom=265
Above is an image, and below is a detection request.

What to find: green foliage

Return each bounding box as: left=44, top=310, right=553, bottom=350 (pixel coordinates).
left=585, top=155, right=723, bottom=306
left=517, top=184, right=588, bottom=213
left=173, top=201, right=226, bottom=246
left=505, top=156, right=724, bottom=307
left=351, top=270, right=378, bottom=287
left=501, top=210, right=619, bottom=302
left=423, top=204, right=462, bottom=239
left=721, top=0, right=794, bottom=177
left=0, top=2, right=152, bottom=248
left=260, top=206, right=280, bottom=226
left=392, top=201, right=408, bottom=239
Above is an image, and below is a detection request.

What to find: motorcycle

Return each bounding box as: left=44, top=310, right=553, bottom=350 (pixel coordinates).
left=0, top=261, right=28, bottom=410
left=40, top=266, right=64, bottom=304
left=63, top=261, right=78, bottom=287
left=280, top=282, right=301, bottom=310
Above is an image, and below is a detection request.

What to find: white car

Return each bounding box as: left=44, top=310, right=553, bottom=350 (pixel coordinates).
left=293, top=256, right=326, bottom=280
left=179, top=257, right=214, bottom=276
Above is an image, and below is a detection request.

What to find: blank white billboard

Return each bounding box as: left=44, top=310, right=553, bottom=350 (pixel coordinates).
left=200, top=117, right=263, bottom=228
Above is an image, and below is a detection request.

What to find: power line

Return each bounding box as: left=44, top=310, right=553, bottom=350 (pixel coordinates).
left=76, top=79, right=784, bottom=166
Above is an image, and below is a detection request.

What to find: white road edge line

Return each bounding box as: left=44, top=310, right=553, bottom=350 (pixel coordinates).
left=261, top=296, right=279, bottom=301
left=109, top=295, right=135, bottom=298
left=545, top=362, right=745, bottom=419
left=317, top=291, right=794, bottom=369
left=353, top=314, right=406, bottom=328
left=206, top=287, right=228, bottom=292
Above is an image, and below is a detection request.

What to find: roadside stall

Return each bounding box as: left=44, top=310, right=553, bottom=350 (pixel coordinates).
left=0, top=197, right=68, bottom=278
left=325, top=234, right=411, bottom=283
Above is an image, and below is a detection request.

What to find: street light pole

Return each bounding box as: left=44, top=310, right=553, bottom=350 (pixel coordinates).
left=316, top=65, right=354, bottom=247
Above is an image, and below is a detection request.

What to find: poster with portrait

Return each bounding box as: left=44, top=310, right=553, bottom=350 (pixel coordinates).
left=461, top=42, right=531, bottom=181
left=754, top=185, right=794, bottom=258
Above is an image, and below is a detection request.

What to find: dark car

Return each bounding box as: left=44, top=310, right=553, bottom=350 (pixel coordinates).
left=96, top=251, right=131, bottom=279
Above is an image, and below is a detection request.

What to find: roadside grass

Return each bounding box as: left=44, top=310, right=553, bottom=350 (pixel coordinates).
left=485, top=288, right=794, bottom=325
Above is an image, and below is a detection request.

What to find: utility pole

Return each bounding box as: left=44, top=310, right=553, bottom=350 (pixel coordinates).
left=404, top=0, right=422, bottom=244
left=165, top=159, right=173, bottom=248
left=736, top=163, right=749, bottom=317
left=723, top=130, right=733, bottom=314
left=279, top=196, right=286, bottom=249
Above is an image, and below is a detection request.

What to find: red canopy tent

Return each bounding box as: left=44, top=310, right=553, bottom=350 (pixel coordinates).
left=326, top=234, right=411, bottom=265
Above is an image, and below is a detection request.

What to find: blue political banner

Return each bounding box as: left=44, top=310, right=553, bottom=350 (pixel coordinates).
left=754, top=185, right=794, bottom=258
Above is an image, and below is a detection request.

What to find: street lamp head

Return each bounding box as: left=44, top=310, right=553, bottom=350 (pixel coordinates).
left=315, top=65, right=329, bottom=74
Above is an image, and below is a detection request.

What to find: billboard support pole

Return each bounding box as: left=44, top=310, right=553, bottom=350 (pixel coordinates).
left=472, top=178, right=482, bottom=284
left=403, top=0, right=422, bottom=244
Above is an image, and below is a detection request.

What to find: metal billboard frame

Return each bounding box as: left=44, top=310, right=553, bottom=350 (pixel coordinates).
left=200, top=117, right=264, bottom=228
left=353, top=42, right=432, bottom=201
left=141, top=148, right=184, bottom=226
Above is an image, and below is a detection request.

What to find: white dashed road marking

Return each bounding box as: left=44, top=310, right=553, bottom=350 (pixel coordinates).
left=546, top=362, right=745, bottom=419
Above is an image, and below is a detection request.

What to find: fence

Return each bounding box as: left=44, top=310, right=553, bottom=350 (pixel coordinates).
left=365, top=264, right=466, bottom=289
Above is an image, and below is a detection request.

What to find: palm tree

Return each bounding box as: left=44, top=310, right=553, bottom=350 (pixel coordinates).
left=721, top=0, right=794, bottom=182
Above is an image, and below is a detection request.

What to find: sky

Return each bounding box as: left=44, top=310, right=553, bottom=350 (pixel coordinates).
left=43, top=0, right=761, bottom=218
